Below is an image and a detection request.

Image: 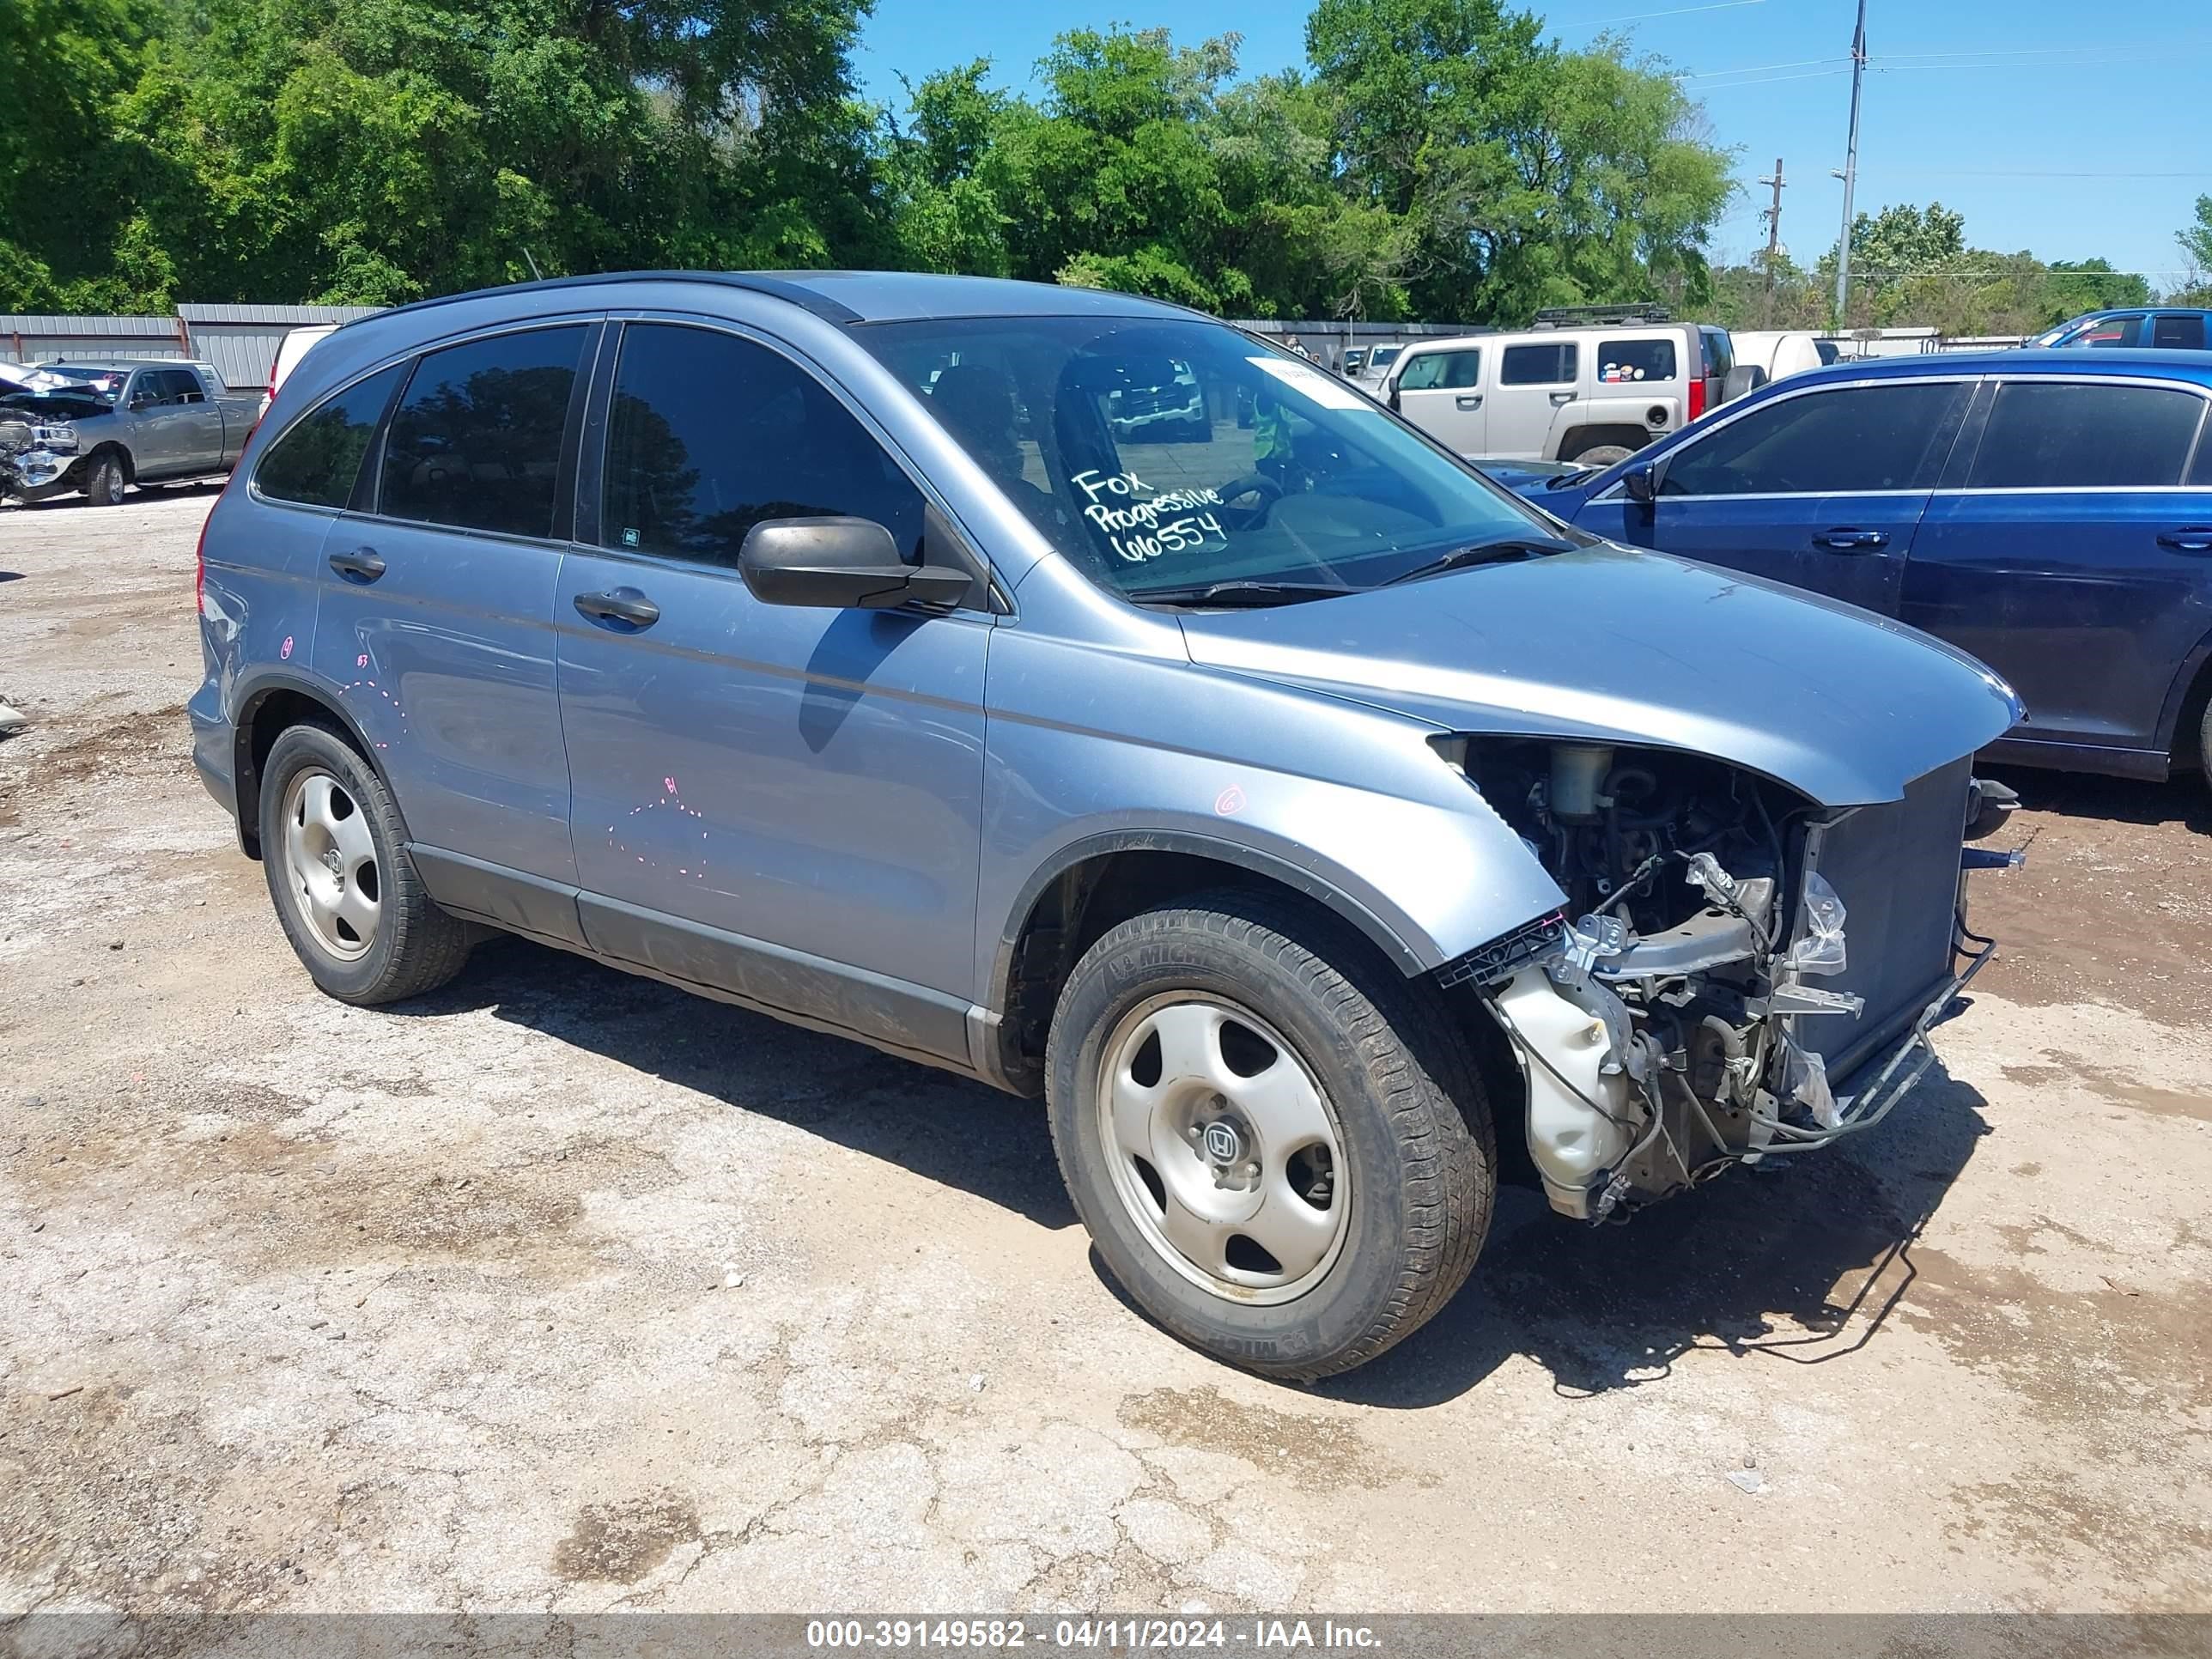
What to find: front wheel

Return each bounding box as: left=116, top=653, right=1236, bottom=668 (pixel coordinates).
left=81, top=452, right=126, bottom=506
left=1046, top=894, right=1495, bottom=1379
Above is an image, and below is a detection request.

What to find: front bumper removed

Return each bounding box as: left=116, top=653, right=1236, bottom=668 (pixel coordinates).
left=1746, top=915, right=1996, bottom=1159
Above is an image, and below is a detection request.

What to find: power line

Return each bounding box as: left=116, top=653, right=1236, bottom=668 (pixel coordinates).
left=1571, top=0, right=1768, bottom=24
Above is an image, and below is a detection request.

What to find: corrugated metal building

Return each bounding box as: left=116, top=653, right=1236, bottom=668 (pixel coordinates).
left=176, top=303, right=382, bottom=388
left=0, top=314, right=186, bottom=363
left=2, top=304, right=381, bottom=387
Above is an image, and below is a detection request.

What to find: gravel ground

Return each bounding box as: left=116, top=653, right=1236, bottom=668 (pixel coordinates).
left=2, top=488, right=2209, bottom=1616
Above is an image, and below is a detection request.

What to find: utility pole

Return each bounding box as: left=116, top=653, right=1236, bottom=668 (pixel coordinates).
left=1759, top=158, right=1786, bottom=326
left=1832, top=0, right=1868, bottom=329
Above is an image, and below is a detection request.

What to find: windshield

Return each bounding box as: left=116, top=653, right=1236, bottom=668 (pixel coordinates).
left=15, top=367, right=125, bottom=402
left=857, top=316, right=1559, bottom=602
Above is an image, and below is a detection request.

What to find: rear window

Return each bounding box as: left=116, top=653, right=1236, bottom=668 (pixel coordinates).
left=1599, top=338, right=1676, bottom=383
left=2153, top=313, right=2208, bottom=350
left=1699, top=328, right=1735, bottom=377
left=1969, top=381, right=2204, bottom=489
left=1501, top=343, right=1576, bottom=386
left=254, top=362, right=407, bottom=509
left=377, top=326, right=587, bottom=538
left=1398, top=349, right=1480, bottom=391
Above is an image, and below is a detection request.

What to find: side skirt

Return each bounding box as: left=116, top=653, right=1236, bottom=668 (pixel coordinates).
left=408, top=843, right=999, bottom=1089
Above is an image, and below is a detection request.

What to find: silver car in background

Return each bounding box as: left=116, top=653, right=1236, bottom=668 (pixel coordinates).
left=191, top=272, right=2020, bottom=1378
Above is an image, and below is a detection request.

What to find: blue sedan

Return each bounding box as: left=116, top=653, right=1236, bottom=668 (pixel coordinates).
left=1519, top=349, right=2212, bottom=784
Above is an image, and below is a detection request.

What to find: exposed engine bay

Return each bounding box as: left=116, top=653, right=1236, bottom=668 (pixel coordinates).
left=1447, top=737, right=2001, bottom=1222
left=0, top=392, right=88, bottom=498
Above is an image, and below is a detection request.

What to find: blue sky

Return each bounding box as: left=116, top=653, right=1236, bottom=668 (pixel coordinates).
left=855, top=0, right=2212, bottom=287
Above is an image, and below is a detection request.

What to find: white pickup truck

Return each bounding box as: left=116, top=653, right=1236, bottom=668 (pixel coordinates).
left=0, top=360, right=259, bottom=505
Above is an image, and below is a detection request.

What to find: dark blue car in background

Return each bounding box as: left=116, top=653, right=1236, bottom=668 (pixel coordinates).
left=1520, top=349, right=2212, bottom=786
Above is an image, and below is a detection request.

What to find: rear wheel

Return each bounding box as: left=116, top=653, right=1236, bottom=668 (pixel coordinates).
left=1571, top=443, right=1634, bottom=467
left=1045, top=892, right=1494, bottom=1380
left=258, top=722, right=471, bottom=1004
left=82, top=452, right=125, bottom=506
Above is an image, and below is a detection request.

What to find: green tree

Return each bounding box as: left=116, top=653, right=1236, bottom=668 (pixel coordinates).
left=1305, top=0, right=1733, bottom=322
left=2176, top=194, right=2212, bottom=304
left=0, top=0, right=167, bottom=307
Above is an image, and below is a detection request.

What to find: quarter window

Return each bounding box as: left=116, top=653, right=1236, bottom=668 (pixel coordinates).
left=1599, top=338, right=1676, bottom=383
left=601, top=323, right=926, bottom=569
left=255, top=362, right=408, bottom=509
left=378, top=326, right=586, bottom=538
left=1501, top=343, right=1577, bottom=386
left=1658, top=381, right=1970, bottom=496
left=1969, top=381, right=2203, bottom=489
left=1397, top=349, right=1480, bottom=391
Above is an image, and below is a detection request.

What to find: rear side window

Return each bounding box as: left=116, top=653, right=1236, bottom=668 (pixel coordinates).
left=601, top=323, right=926, bottom=569
left=1700, top=328, right=1735, bottom=377
left=1398, top=349, right=1480, bottom=391
left=2153, top=313, right=2208, bottom=350
left=1599, top=338, right=1675, bottom=383
left=1501, top=343, right=1576, bottom=386
left=1660, top=381, right=1970, bottom=496
left=255, top=362, right=407, bottom=509
left=378, top=326, right=587, bottom=538
left=2192, top=434, right=2212, bottom=487
left=1969, top=381, right=2204, bottom=489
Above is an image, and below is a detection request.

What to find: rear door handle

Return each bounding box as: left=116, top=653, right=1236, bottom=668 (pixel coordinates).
left=1815, top=527, right=1890, bottom=551
left=1454, top=394, right=1483, bottom=410
left=573, top=586, right=660, bottom=629
left=1549, top=391, right=1575, bottom=406
left=327, top=546, right=386, bottom=582
left=2159, top=527, right=2212, bottom=553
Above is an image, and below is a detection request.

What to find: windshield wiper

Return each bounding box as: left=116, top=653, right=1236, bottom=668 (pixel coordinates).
left=1378, top=533, right=1576, bottom=588
left=1127, top=579, right=1354, bottom=608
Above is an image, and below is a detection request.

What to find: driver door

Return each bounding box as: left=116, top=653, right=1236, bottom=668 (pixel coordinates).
left=1614, top=376, right=1974, bottom=616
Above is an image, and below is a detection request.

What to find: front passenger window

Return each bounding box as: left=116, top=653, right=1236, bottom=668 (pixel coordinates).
left=1658, top=381, right=1970, bottom=496
left=1398, top=349, right=1480, bottom=392
left=600, top=323, right=926, bottom=569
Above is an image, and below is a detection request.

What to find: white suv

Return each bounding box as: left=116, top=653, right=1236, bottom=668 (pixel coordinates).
left=1382, top=308, right=1741, bottom=466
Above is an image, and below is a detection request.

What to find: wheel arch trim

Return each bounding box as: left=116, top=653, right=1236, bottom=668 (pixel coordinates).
left=228, top=666, right=406, bottom=854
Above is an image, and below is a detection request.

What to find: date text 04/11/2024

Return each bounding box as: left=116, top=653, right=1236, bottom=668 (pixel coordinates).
left=804, top=1619, right=1383, bottom=1650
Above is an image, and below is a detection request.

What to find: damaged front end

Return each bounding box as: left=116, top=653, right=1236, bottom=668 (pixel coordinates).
left=1437, top=738, right=2008, bottom=1223
left=0, top=408, right=82, bottom=500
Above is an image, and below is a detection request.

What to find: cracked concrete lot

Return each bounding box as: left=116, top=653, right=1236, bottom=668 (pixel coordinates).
left=2, top=489, right=2209, bottom=1616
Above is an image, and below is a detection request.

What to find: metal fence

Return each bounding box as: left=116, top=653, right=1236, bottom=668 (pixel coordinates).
left=1, top=304, right=382, bottom=388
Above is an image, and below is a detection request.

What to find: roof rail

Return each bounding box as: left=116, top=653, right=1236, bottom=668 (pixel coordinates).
left=336, top=270, right=866, bottom=333
left=1530, top=303, right=1674, bottom=329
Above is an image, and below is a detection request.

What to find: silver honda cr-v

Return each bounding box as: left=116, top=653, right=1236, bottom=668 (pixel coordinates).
left=190, top=271, right=2021, bottom=1378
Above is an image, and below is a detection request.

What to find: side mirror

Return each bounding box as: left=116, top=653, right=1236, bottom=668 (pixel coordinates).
left=738, top=517, right=971, bottom=611
left=1622, top=462, right=1658, bottom=505
left=1721, top=364, right=1769, bottom=404
left=1387, top=382, right=1401, bottom=412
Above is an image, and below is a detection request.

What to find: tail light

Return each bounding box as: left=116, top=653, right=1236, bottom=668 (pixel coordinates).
left=1686, top=376, right=1709, bottom=422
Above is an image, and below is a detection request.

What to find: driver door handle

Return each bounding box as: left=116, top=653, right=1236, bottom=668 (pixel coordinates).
left=1815, top=527, right=1889, bottom=551
left=574, top=586, right=660, bottom=629
left=1455, top=394, right=1483, bottom=410
left=327, top=546, right=386, bottom=582
left=1549, top=391, right=1575, bottom=406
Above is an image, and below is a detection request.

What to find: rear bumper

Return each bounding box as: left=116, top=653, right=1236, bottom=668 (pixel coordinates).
left=187, top=682, right=236, bottom=822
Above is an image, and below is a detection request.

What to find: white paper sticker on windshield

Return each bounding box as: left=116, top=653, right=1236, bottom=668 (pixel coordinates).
left=1247, top=356, right=1369, bottom=410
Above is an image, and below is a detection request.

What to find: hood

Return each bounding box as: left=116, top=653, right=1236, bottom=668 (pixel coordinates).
left=1176, top=544, right=2021, bottom=807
